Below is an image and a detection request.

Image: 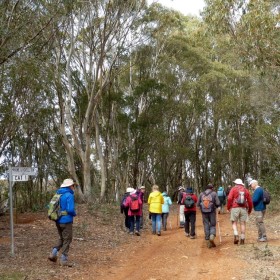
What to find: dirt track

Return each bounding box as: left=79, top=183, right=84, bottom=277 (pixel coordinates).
left=1, top=204, right=280, bottom=280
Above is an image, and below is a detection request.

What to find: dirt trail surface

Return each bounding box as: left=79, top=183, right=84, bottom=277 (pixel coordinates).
left=1, top=204, right=280, bottom=280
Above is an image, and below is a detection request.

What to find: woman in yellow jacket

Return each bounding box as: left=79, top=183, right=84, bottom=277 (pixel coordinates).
left=148, top=185, right=164, bottom=236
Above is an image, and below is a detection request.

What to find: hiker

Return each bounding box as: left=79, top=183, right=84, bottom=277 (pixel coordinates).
left=197, top=184, right=220, bottom=248
left=48, top=178, right=77, bottom=266
left=120, top=187, right=134, bottom=232
left=137, top=186, right=146, bottom=229
left=124, top=188, right=143, bottom=236
left=249, top=179, right=267, bottom=242
left=182, top=187, right=198, bottom=239
left=227, top=178, right=253, bottom=245
left=217, top=186, right=227, bottom=214
left=226, top=185, right=232, bottom=197
left=161, top=191, right=172, bottom=231
left=148, top=184, right=164, bottom=236
left=177, top=186, right=185, bottom=228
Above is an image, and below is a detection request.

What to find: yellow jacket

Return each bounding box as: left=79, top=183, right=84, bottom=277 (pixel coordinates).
left=148, top=191, right=164, bottom=214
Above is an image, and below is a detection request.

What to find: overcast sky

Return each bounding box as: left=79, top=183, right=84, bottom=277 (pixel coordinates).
left=148, top=0, right=206, bottom=17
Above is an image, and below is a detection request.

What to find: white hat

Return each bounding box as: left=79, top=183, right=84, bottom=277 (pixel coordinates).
left=249, top=179, right=258, bottom=186
left=140, top=186, right=145, bottom=189
left=178, top=186, right=184, bottom=191
left=126, top=187, right=134, bottom=193
left=233, top=179, right=244, bottom=186
left=60, top=178, right=75, bottom=188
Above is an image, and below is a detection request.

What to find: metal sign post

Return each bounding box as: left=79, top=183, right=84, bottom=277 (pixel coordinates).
left=8, top=166, right=15, bottom=256
left=8, top=166, right=36, bottom=256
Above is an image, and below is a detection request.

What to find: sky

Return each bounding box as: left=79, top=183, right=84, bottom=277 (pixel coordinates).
left=148, top=0, right=206, bottom=17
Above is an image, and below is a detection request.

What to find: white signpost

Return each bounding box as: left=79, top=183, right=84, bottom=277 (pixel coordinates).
left=9, top=166, right=36, bottom=256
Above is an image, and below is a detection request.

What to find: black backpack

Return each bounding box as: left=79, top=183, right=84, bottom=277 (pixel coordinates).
left=184, top=195, right=195, bottom=208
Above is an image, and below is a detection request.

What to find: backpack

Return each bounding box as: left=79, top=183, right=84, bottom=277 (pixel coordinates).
left=184, top=195, right=195, bottom=208
left=201, top=192, right=213, bottom=213
left=217, top=190, right=225, bottom=198
left=263, top=189, right=271, bottom=205
left=121, top=194, right=129, bottom=209
left=48, top=193, right=62, bottom=221
left=235, top=187, right=246, bottom=206
left=129, top=195, right=140, bottom=212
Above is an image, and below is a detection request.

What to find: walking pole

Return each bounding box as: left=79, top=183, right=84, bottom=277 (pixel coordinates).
left=217, top=211, right=222, bottom=244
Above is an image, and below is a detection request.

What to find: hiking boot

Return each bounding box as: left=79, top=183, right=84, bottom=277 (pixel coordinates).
left=135, top=231, right=140, bottom=236
left=60, top=255, right=73, bottom=267
left=152, top=231, right=156, bottom=235
left=258, top=237, right=267, bottom=242
left=48, top=253, right=57, bottom=263
left=190, top=235, right=195, bottom=239
left=157, top=231, right=161, bottom=236
left=234, top=235, right=239, bottom=244
left=206, top=240, right=212, bottom=248
left=185, top=233, right=190, bottom=237
left=240, top=239, right=245, bottom=245
left=209, top=234, right=216, bottom=247
left=60, top=260, right=73, bottom=267
left=129, top=231, right=134, bottom=235
left=48, top=248, right=58, bottom=262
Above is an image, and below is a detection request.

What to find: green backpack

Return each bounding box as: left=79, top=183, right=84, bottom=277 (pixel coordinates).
left=48, top=193, right=63, bottom=221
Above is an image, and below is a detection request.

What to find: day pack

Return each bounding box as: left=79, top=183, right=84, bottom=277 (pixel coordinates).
left=129, top=195, right=140, bottom=212
left=236, top=187, right=246, bottom=206
left=217, top=190, right=225, bottom=198
left=121, top=194, right=129, bottom=209
left=184, top=195, right=195, bottom=208
left=201, top=192, right=213, bottom=213
left=263, top=189, right=271, bottom=205
left=48, top=193, right=62, bottom=221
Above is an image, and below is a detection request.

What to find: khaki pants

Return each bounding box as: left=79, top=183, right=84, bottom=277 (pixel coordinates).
left=254, top=210, right=266, bottom=238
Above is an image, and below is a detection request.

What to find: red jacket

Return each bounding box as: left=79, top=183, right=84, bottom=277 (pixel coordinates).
left=227, top=185, right=253, bottom=214
left=181, top=193, right=198, bottom=212
left=124, top=193, right=143, bottom=216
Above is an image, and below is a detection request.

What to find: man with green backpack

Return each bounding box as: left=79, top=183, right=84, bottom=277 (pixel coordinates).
left=48, top=178, right=77, bottom=266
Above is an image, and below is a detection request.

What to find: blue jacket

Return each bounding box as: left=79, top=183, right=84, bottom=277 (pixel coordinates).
left=252, top=186, right=266, bottom=211
left=57, top=187, right=76, bottom=224
left=162, top=192, right=172, bottom=213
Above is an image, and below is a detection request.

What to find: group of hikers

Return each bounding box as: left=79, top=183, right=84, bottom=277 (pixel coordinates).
left=46, top=177, right=269, bottom=266
left=120, top=178, right=269, bottom=249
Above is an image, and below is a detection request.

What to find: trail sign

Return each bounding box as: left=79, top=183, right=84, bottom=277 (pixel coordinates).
left=11, top=167, right=36, bottom=176
left=12, top=175, right=29, bottom=181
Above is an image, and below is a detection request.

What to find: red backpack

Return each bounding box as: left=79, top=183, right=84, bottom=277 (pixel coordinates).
left=129, top=194, right=140, bottom=212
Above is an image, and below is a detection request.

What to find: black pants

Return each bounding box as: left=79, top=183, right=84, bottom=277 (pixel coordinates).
left=54, top=223, right=73, bottom=257
left=184, top=211, right=196, bottom=236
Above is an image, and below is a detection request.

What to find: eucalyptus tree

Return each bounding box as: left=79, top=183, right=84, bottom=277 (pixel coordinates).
left=49, top=0, right=146, bottom=200
left=202, top=0, right=280, bottom=180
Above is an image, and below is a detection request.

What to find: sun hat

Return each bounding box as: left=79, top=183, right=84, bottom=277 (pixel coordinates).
left=233, top=179, right=244, bottom=186
left=178, top=186, right=184, bottom=191
left=140, top=186, right=145, bottom=189
left=249, top=179, right=257, bottom=186
left=126, top=187, right=134, bottom=193
left=60, top=178, right=75, bottom=188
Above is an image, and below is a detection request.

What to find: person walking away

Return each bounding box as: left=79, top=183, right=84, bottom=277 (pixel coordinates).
left=217, top=186, right=227, bottom=214
left=227, top=178, right=253, bottom=245
left=148, top=185, right=164, bottom=236
left=182, top=187, right=198, bottom=239
left=120, top=187, right=134, bottom=232
left=136, top=186, right=146, bottom=229
left=48, top=178, right=77, bottom=266
left=161, top=191, right=172, bottom=231
left=177, top=186, right=185, bottom=228
left=197, top=184, right=220, bottom=248
left=124, top=188, right=143, bottom=236
left=249, top=179, right=267, bottom=242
